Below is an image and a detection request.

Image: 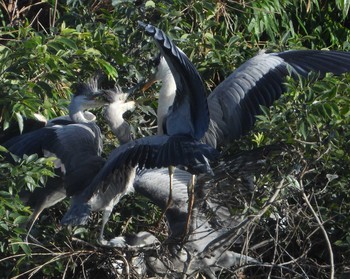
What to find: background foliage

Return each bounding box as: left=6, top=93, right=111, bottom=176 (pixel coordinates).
left=0, top=0, right=350, bottom=278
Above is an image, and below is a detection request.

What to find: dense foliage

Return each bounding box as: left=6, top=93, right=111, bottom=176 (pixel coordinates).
left=0, top=0, right=350, bottom=278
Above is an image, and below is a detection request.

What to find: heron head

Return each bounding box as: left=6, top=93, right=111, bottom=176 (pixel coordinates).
left=102, top=86, right=130, bottom=103
left=102, top=86, right=136, bottom=119
left=142, top=54, right=171, bottom=92
left=73, top=81, right=108, bottom=109
left=102, top=86, right=135, bottom=143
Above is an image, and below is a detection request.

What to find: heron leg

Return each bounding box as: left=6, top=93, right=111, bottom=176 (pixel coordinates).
left=25, top=208, right=43, bottom=243
left=184, top=174, right=196, bottom=237
left=156, top=166, right=174, bottom=225
left=165, top=165, right=174, bottom=212
left=98, top=201, right=114, bottom=245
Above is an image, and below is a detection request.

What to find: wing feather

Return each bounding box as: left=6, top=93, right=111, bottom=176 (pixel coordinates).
left=205, top=50, right=350, bottom=147
left=141, top=22, right=209, bottom=140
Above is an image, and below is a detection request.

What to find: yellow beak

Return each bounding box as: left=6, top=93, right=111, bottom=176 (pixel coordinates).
left=141, top=73, right=158, bottom=93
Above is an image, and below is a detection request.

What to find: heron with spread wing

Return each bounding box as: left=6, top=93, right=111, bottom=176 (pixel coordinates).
left=61, top=23, right=218, bottom=238
left=144, top=49, right=350, bottom=149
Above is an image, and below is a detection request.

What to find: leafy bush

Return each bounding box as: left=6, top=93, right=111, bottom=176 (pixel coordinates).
left=0, top=0, right=350, bottom=278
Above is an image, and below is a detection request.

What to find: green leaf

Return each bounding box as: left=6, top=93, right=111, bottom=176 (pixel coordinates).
left=98, top=59, right=118, bottom=79
left=84, top=48, right=101, bottom=56
left=145, top=0, right=155, bottom=8
left=19, top=243, right=31, bottom=256
left=14, top=112, right=24, bottom=134
left=298, top=121, right=307, bottom=140
left=336, top=0, right=350, bottom=19
left=24, top=154, right=39, bottom=163
left=13, top=216, right=28, bottom=226
left=0, top=222, right=9, bottom=231
left=55, top=37, right=78, bottom=50
left=0, top=145, right=8, bottom=152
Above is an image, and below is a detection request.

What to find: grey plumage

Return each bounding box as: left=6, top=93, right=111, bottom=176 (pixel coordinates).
left=148, top=49, right=350, bottom=149
left=59, top=23, right=350, bottom=276
left=205, top=50, right=350, bottom=148
left=61, top=86, right=137, bottom=243
left=2, top=79, right=107, bottom=239
left=61, top=23, right=218, bottom=232
left=104, top=146, right=279, bottom=277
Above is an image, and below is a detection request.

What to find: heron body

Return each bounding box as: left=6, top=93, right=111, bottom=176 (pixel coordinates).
left=2, top=79, right=107, bottom=239
left=61, top=86, right=137, bottom=243
left=59, top=25, right=350, bottom=275
left=131, top=30, right=350, bottom=275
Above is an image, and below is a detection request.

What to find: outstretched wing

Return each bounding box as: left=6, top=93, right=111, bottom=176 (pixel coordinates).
left=80, top=134, right=217, bottom=201
left=140, top=22, right=209, bottom=141
left=204, top=50, right=350, bottom=148
left=61, top=134, right=218, bottom=226
left=62, top=24, right=219, bottom=227
left=3, top=123, right=103, bottom=196
left=3, top=126, right=57, bottom=158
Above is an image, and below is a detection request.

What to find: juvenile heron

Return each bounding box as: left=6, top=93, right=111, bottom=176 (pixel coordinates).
left=61, top=85, right=137, bottom=243
left=62, top=24, right=350, bottom=241
left=2, top=79, right=107, bottom=239
left=136, top=29, right=350, bottom=236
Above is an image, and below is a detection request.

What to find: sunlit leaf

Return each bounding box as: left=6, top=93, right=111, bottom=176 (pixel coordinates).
left=14, top=112, right=24, bottom=134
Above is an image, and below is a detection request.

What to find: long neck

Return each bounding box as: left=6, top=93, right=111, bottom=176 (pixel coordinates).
left=105, top=102, right=134, bottom=144
left=68, top=95, right=96, bottom=123
left=69, top=108, right=90, bottom=123
left=157, top=72, right=176, bottom=135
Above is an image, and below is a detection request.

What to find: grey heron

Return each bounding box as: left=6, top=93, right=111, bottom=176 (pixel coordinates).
left=137, top=28, right=350, bottom=237
left=61, top=22, right=218, bottom=238
left=103, top=145, right=278, bottom=277
left=61, top=85, right=137, bottom=244
left=144, top=49, right=350, bottom=149
left=2, top=78, right=107, bottom=240
left=58, top=24, right=350, bottom=276
left=62, top=24, right=350, bottom=242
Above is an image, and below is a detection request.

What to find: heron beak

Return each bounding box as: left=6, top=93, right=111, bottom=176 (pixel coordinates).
left=141, top=73, right=158, bottom=93
left=126, top=82, right=144, bottom=97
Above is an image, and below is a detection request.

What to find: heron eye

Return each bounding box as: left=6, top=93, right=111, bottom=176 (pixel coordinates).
left=151, top=53, right=162, bottom=68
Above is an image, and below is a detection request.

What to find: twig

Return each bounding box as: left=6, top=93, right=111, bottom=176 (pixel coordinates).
left=267, top=213, right=280, bottom=278
left=301, top=189, right=334, bottom=279
left=200, top=178, right=285, bottom=259
left=52, top=0, right=58, bottom=27
left=71, top=237, right=99, bottom=250
left=118, top=254, right=130, bottom=279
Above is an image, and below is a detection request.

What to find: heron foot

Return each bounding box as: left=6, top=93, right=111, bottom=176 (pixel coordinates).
left=99, top=236, right=127, bottom=248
